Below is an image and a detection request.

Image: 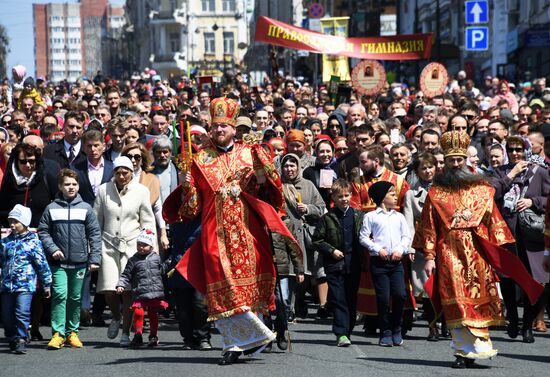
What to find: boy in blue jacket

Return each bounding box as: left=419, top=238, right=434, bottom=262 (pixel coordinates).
left=1, top=205, right=52, bottom=354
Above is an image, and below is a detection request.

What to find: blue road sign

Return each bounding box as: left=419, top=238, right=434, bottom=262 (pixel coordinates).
left=465, top=1, right=489, bottom=24
left=465, top=27, right=489, bottom=51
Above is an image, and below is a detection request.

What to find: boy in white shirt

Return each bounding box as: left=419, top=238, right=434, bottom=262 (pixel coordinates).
left=359, top=181, right=412, bottom=347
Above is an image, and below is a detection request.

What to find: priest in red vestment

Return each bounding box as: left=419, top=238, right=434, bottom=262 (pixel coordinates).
left=413, top=131, right=543, bottom=369
left=163, top=97, right=300, bottom=366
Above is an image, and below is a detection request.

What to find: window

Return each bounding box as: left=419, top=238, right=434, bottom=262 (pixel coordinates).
left=201, top=0, right=215, bottom=12
left=223, top=32, right=234, bottom=54
left=222, top=0, right=236, bottom=12
left=204, top=32, right=215, bottom=54
left=170, top=32, right=180, bottom=53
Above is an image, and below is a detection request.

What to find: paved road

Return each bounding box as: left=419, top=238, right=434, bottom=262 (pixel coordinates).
left=1, top=314, right=549, bottom=377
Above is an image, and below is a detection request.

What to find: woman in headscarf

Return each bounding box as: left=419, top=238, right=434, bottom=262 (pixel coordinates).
left=280, top=153, right=326, bottom=319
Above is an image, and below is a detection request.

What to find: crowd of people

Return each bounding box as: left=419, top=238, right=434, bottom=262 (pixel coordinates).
left=0, top=63, right=549, bottom=368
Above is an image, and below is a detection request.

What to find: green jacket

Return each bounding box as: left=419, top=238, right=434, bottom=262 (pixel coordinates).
left=311, top=207, right=365, bottom=274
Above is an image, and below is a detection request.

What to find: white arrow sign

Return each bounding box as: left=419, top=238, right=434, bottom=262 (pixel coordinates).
left=471, top=3, right=483, bottom=23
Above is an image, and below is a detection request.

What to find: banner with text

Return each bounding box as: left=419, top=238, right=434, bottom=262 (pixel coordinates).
left=319, top=17, right=351, bottom=82
left=255, top=16, right=433, bottom=61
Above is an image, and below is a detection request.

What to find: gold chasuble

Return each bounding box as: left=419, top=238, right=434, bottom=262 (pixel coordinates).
left=413, top=182, right=514, bottom=329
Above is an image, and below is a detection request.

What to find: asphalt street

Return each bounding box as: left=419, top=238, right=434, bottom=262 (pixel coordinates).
left=1, top=312, right=549, bottom=377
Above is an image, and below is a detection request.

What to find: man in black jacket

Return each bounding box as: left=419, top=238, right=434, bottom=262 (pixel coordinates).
left=43, top=111, right=87, bottom=169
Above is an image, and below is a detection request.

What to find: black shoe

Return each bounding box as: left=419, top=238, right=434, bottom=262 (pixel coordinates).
left=14, top=339, right=26, bottom=354
left=9, top=340, right=17, bottom=351
left=277, top=336, right=288, bottom=351
left=182, top=339, right=196, bottom=350
left=199, top=339, right=212, bottom=351
left=316, top=306, right=329, bottom=319
left=130, top=333, right=143, bottom=348
left=427, top=327, right=440, bottom=342
left=452, top=356, right=466, bottom=369
left=507, top=319, right=519, bottom=339
left=522, top=327, right=535, bottom=343
left=30, top=329, right=43, bottom=341
left=218, top=351, right=242, bottom=366
left=287, top=312, right=296, bottom=324
left=261, top=341, right=272, bottom=353
left=147, top=336, right=159, bottom=347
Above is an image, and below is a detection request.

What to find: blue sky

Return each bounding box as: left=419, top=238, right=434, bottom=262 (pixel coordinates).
left=3, top=0, right=124, bottom=78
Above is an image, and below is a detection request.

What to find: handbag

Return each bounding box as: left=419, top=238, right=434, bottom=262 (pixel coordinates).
left=517, top=208, right=544, bottom=242
left=517, top=168, right=545, bottom=243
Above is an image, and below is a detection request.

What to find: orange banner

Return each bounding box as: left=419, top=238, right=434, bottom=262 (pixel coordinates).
left=255, top=16, right=433, bottom=61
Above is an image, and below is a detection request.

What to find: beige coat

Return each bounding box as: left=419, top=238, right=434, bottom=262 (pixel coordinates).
left=93, top=179, right=155, bottom=292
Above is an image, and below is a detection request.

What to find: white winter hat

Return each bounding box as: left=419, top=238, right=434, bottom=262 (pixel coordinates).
left=137, top=228, right=155, bottom=246
left=8, top=204, right=32, bottom=227
left=113, top=156, right=134, bottom=172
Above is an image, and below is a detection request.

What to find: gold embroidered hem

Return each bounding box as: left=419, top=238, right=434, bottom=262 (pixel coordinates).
left=446, top=318, right=506, bottom=329
left=451, top=327, right=497, bottom=360
left=215, top=311, right=276, bottom=352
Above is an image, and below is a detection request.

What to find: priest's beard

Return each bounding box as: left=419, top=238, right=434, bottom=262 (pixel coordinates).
left=433, top=166, right=487, bottom=189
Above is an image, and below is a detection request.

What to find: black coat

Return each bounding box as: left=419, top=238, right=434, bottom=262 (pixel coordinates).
left=117, top=251, right=167, bottom=301
left=492, top=163, right=550, bottom=251
left=0, top=160, right=56, bottom=227
left=72, top=157, right=114, bottom=206
left=43, top=139, right=87, bottom=169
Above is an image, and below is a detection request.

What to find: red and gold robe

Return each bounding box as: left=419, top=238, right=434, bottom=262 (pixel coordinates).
left=163, top=140, right=300, bottom=321
left=350, top=168, right=413, bottom=315
left=412, top=182, right=514, bottom=328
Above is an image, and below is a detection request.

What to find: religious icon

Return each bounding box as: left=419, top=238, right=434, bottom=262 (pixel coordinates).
left=432, top=68, right=439, bottom=80
left=364, top=64, right=373, bottom=77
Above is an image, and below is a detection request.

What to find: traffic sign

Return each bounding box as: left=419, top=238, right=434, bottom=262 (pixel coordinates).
left=465, top=27, right=489, bottom=50
left=308, top=2, right=324, bottom=19
left=465, top=1, right=488, bottom=24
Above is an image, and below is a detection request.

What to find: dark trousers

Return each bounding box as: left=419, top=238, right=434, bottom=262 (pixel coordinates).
left=370, top=257, right=406, bottom=335
left=326, top=270, right=361, bottom=337
left=173, top=288, right=210, bottom=344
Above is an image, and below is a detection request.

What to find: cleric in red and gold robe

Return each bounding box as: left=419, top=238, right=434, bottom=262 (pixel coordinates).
left=413, top=131, right=543, bottom=368
left=163, top=97, right=300, bottom=365
left=349, top=144, right=412, bottom=321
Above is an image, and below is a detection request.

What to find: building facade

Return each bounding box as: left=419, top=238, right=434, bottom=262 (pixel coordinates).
left=125, top=0, right=250, bottom=78
left=33, top=0, right=124, bottom=82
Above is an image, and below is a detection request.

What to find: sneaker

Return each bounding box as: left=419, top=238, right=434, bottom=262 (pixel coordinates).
left=120, top=333, right=131, bottom=347
left=30, top=329, right=43, bottom=341
left=198, top=339, right=212, bottom=350
left=147, top=336, right=159, bottom=348
left=66, top=332, right=83, bottom=348
left=107, top=319, right=121, bottom=339
left=47, top=333, right=65, bottom=350
left=14, top=339, right=27, bottom=354
left=129, top=333, right=143, bottom=348
left=337, top=335, right=351, bottom=347
left=379, top=331, right=393, bottom=347
left=392, top=332, right=404, bottom=346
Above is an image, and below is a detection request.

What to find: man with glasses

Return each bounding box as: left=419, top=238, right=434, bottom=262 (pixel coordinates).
left=518, top=105, right=533, bottom=124
left=43, top=111, right=87, bottom=169
left=198, top=91, right=210, bottom=111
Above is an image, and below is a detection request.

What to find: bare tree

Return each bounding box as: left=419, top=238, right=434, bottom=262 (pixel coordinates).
left=0, top=24, right=9, bottom=79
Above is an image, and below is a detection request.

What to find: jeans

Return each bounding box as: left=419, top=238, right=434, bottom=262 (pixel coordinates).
left=273, top=277, right=293, bottom=336
left=326, top=270, right=361, bottom=337
left=370, top=257, right=406, bottom=334
left=1, top=292, right=33, bottom=341
left=51, top=266, right=87, bottom=336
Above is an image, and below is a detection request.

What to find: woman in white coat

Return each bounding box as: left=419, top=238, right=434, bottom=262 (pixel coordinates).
left=94, top=156, right=155, bottom=346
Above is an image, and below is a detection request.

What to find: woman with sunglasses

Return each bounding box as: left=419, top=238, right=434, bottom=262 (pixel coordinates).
left=491, top=136, right=550, bottom=343
left=121, top=143, right=169, bottom=252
